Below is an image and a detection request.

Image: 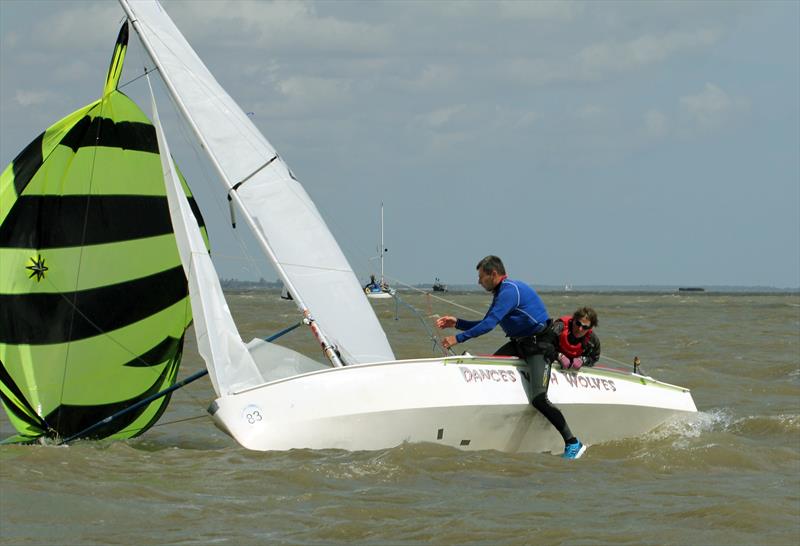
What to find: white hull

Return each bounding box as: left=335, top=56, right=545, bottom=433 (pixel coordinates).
left=209, top=355, right=697, bottom=453
left=366, top=291, right=393, bottom=300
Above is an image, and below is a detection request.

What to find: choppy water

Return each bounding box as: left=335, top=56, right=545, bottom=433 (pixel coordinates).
left=1, top=291, right=799, bottom=545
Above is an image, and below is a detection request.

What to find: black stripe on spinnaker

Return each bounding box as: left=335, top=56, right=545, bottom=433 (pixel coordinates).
left=44, top=349, right=182, bottom=440
left=0, top=195, right=206, bottom=249
left=7, top=114, right=156, bottom=201
left=123, top=336, right=182, bottom=367
left=0, top=358, right=48, bottom=433
left=0, top=266, right=188, bottom=345
left=59, top=115, right=158, bottom=154
left=10, top=131, right=45, bottom=198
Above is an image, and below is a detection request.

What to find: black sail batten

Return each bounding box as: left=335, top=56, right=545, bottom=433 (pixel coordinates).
left=0, top=266, right=189, bottom=345
left=0, top=195, right=204, bottom=249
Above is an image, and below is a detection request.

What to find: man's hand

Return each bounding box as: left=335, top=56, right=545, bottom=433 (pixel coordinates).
left=435, top=316, right=457, bottom=329
left=441, top=335, right=457, bottom=350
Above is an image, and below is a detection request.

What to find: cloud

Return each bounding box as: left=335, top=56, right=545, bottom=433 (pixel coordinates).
left=644, top=109, right=669, bottom=138
left=274, top=75, right=353, bottom=110
left=504, top=29, right=722, bottom=86
left=576, top=29, right=721, bottom=75
left=498, top=0, right=583, bottom=21
left=2, top=30, right=19, bottom=48
left=573, top=105, right=609, bottom=120
left=35, top=2, right=121, bottom=49
left=680, top=83, right=749, bottom=129
left=52, top=60, right=95, bottom=84
left=415, top=104, right=467, bottom=129
left=172, top=0, right=389, bottom=53
left=514, top=110, right=539, bottom=128
left=14, top=89, right=54, bottom=107
left=408, top=65, right=458, bottom=92
left=639, top=84, right=749, bottom=141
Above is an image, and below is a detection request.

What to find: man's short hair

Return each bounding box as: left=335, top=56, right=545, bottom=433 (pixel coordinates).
left=476, top=255, right=506, bottom=275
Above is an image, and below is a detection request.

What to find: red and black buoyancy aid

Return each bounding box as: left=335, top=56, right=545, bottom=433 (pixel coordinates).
left=558, top=315, right=592, bottom=358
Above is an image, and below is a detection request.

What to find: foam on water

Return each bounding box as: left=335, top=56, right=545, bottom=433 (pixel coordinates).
left=644, top=407, right=735, bottom=442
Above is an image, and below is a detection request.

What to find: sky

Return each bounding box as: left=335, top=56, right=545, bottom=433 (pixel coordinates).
left=1, top=0, right=798, bottom=289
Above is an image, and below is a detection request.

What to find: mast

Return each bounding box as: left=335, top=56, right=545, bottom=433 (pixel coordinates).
left=118, top=0, right=345, bottom=367
left=379, top=202, right=385, bottom=286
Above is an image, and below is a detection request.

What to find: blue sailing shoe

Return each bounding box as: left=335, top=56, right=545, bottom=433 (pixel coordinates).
left=562, top=440, right=587, bottom=460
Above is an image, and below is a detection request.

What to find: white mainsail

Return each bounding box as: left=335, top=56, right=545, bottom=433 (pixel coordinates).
left=120, top=0, right=394, bottom=368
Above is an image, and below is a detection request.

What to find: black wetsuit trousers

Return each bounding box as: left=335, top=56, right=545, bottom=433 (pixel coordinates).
left=495, top=339, right=574, bottom=444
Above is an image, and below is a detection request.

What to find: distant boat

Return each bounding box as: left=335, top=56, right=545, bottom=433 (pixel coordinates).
left=364, top=278, right=393, bottom=299
left=678, top=287, right=705, bottom=292
left=364, top=202, right=394, bottom=299
left=432, top=277, right=448, bottom=292
left=564, top=283, right=573, bottom=292
left=280, top=286, right=293, bottom=300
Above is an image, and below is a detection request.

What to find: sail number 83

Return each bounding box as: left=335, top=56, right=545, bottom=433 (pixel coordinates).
left=242, top=405, right=264, bottom=425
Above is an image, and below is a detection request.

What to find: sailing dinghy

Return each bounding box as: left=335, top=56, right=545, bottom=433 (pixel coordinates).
left=364, top=202, right=394, bottom=299
left=122, top=0, right=696, bottom=453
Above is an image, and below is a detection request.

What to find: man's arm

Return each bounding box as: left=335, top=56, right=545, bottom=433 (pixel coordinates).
left=455, top=318, right=480, bottom=331
left=455, top=289, right=515, bottom=343
left=582, top=333, right=601, bottom=366
left=539, top=320, right=562, bottom=363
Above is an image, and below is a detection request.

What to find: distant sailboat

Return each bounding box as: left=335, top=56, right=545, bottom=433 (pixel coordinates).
left=364, top=202, right=394, bottom=299
left=432, top=277, right=448, bottom=292
left=114, top=0, right=697, bottom=453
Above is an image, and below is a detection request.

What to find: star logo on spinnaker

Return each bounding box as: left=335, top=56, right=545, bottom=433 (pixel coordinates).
left=26, top=254, right=48, bottom=282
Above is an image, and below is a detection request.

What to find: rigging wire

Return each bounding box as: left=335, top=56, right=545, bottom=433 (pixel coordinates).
left=150, top=413, right=208, bottom=428
left=121, top=33, right=637, bottom=373
left=383, top=275, right=485, bottom=317
left=390, top=292, right=454, bottom=357
left=52, top=61, right=112, bottom=433
left=125, top=30, right=270, bottom=285
left=167, top=86, right=270, bottom=283
left=382, top=275, right=637, bottom=370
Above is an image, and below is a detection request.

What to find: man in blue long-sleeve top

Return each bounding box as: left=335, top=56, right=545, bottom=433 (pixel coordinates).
left=435, top=255, right=587, bottom=460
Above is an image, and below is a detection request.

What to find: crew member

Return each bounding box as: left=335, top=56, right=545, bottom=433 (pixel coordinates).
left=434, top=255, right=587, bottom=460
left=551, top=307, right=601, bottom=370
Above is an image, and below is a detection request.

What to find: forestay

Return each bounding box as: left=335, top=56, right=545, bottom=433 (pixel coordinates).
left=120, top=0, right=394, bottom=366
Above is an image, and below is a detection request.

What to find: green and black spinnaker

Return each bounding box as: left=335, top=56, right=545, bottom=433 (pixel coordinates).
left=0, top=23, right=207, bottom=443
